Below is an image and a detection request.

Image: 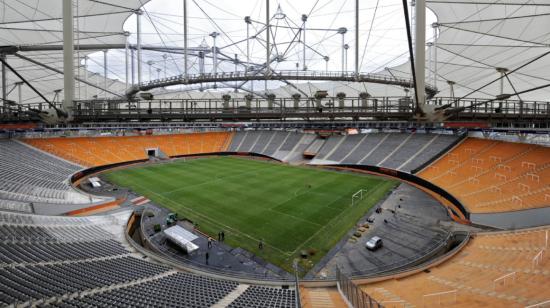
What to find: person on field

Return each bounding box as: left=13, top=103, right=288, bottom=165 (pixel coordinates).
left=259, top=239, right=264, bottom=250
left=221, top=231, right=225, bottom=242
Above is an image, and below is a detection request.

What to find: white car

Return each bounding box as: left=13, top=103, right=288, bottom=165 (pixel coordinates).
left=366, top=236, right=383, bottom=251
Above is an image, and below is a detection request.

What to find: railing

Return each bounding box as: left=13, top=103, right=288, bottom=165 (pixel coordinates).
left=336, top=267, right=383, bottom=308
left=136, top=70, right=435, bottom=93
left=65, top=96, right=549, bottom=119
left=335, top=230, right=454, bottom=278
left=422, top=290, right=457, bottom=307
left=2, top=96, right=549, bottom=124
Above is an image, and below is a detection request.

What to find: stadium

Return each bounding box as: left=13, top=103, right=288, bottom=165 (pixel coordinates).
left=0, top=0, right=549, bottom=307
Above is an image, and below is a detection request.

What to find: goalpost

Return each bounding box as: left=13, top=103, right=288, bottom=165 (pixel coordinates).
left=351, top=189, right=368, bottom=206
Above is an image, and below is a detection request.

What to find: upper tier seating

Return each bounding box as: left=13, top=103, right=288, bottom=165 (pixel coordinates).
left=419, top=138, right=550, bottom=213
left=0, top=140, right=88, bottom=205
left=361, top=227, right=550, bottom=308
left=311, top=132, right=459, bottom=172
left=228, top=130, right=309, bottom=163
left=228, top=131, right=459, bottom=170
left=0, top=211, right=296, bottom=307
left=24, top=132, right=231, bottom=167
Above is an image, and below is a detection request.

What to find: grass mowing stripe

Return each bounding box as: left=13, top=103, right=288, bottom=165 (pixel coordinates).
left=110, top=172, right=291, bottom=256
left=162, top=162, right=278, bottom=195
left=104, top=156, right=397, bottom=274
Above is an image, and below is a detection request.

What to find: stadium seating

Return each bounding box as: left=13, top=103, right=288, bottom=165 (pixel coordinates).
left=361, top=227, right=550, bottom=307
left=228, top=130, right=311, bottom=163
left=47, top=272, right=239, bottom=308
left=1, top=256, right=170, bottom=304
left=228, top=131, right=459, bottom=169
left=24, top=132, right=231, bottom=167
left=0, top=140, right=89, bottom=204
left=0, top=211, right=297, bottom=307
left=228, top=285, right=296, bottom=308
left=312, top=132, right=459, bottom=172
left=419, top=138, right=550, bottom=213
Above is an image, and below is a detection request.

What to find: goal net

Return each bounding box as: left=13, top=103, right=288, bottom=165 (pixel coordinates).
left=351, top=189, right=368, bottom=206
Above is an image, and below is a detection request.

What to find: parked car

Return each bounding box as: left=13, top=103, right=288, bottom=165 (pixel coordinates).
left=366, top=236, right=383, bottom=251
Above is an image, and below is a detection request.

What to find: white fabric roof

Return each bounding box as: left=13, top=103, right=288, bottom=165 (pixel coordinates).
left=3, top=0, right=550, bottom=103
left=387, top=0, right=550, bottom=101
left=1, top=0, right=149, bottom=104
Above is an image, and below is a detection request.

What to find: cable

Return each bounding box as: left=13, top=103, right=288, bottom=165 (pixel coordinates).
left=401, top=0, right=420, bottom=113
left=456, top=50, right=550, bottom=101
left=359, top=0, right=380, bottom=69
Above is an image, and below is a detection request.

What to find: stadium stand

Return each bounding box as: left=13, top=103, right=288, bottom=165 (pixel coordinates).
left=24, top=132, right=231, bottom=167
left=310, top=132, right=459, bottom=172
left=227, top=285, right=296, bottom=308
left=46, top=272, right=239, bottom=308
left=360, top=227, right=550, bottom=307
left=228, top=131, right=459, bottom=169
left=419, top=138, right=550, bottom=213
left=0, top=140, right=90, bottom=205
left=229, top=130, right=310, bottom=162
left=0, top=199, right=34, bottom=213
left=0, top=210, right=297, bottom=307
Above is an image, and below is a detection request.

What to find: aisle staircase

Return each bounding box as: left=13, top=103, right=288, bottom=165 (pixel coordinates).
left=300, top=287, right=348, bottom=308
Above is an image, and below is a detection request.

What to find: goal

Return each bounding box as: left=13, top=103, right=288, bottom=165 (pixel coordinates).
left=351, top=189, right=368, bottom=206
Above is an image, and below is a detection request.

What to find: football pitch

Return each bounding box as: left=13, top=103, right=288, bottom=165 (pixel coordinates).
left=104, top=156, right=397, bottom=273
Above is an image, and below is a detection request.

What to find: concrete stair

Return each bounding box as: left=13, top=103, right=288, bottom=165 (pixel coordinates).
left=301, top=287, right=348, bottom=308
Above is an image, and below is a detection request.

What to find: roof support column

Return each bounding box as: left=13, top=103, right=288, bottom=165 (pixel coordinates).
left=245, top=16, right=252, bottom=92
left=130, top=49, right=135, bottom=86
left=62, top=0, right=74, bottom=114
left=432, top=23, right=438, bottom=90
left=15, top=81, right=23, bottom=104
left=84, top=56, right=88, bottom=99
left=103, top=50, right=108, bottom=99
left=183, top=0, right=188, bottom=80
left=136, top=10, right=143, bottom=85
left=266, top=0, right=271, bottom=78
left=355, top=0, right=359, bottom=76
left=302, top=14, right=307, bottom=71
left=415, top=0, right=426, bottom=105
left=124, top=32, right=130, bottom=91
left=338, top=27, right=347, bottom=75
left=210, top=32, right=219, bottom=75
left=1, top=54, right=6, bottom=106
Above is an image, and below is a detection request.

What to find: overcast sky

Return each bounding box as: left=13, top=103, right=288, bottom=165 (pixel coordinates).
left=87, top=0, right=436, bottom=91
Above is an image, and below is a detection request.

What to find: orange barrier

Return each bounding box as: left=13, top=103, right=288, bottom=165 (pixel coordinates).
left=419, top=138, right=550, bottom=213
left=361, top=227, right=550, bottom=307
left=24, top=132, right=231, bottom=167
left=65, top=198, right=124, bottom=216
left=0, top=123, right=38, bottom=130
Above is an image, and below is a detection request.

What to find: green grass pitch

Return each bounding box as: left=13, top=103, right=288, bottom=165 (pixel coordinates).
left=104, top=156, right=397, bottom=273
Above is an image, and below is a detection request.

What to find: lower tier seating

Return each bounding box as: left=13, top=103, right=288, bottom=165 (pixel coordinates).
left=0, top=140, right=86, bottom=205
left=24, top=131, right=232, bottom=167
left=419, top=138, right=550, bottom=213
left=361, top=227, right=550, bottom=307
